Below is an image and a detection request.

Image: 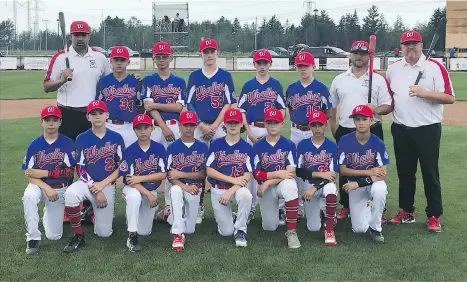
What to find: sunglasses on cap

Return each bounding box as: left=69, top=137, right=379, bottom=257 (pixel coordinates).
left=350, top=45, right=369, bottom=52
left=154, top=54, right=170, bottom=60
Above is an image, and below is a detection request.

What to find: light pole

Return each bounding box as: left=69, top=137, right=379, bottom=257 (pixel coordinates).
left=313, top=8, right=318, bottom=46
left=43, top=19, right=49, bottom=51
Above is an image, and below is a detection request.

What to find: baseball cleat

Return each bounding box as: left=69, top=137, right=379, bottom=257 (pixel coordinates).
left=427, top=216, right=441, bottom=232
left=196, top=207, right=204, bottom=225
left=369, top=227, right=384, bottom=243
left=63, top=233, right=85, bottom=253
left=278, top=209, right=286, bottom=226
left=234, top=230, right=247, bottom=247
left=337, top=208, right=350, bottom=220
left=247, top=210, right=255, bottom=224
left=324, top=230, right=337, bottom=246
left=172, top=233, right=185, bottom=251
left=285, top=230, right=301, bottom=249
left=26, top=240, right=40, bottom=256
left=389, top=210, right=415, bottom=225
left=127, top=233, right=142, bottom=252
left=232, top=212, right=237, bottom=223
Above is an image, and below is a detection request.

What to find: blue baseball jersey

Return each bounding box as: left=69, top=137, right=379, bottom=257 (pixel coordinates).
left=96, top=73, right=142, bottom=122
left=76, top=129, right=125, bottom=183
left=206, top=138, right=254, bottom=187
left=237, top=77, right=286, bottom=123
left=338, top=133, right=389, bottom=181
left=297, top=137, right=338, bottom=173
left=286, top=79, right=333, bottom=125
left=167, top=139, right=209, bottom=185
left=253, top=136, right=297, bottom=173
left=142, top=73, right=186, bottom=121
left=119, top=140, right=167, bottom=191
left=185, top=68, right=236, bottom=124
left=22, top=134, right=77, bottom=186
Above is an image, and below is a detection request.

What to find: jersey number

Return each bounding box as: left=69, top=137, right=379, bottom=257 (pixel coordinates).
left=211, top=96, right=224, bottom=108
left=105, top=158, right=115, bottom=171
left=306, top=105, right=321, bottom=117
left=230, top=166, right=244, bottom=177
left=119, top=98, right=135, bottom=112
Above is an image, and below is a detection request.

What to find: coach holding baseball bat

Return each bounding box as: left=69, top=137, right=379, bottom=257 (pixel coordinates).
left=386, top=30, right=455, bottom=232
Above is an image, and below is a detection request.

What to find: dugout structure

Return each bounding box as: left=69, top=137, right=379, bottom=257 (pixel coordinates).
left=152, top=2, right=190, bottom=51
left=446, top=0, right=467, bottom=57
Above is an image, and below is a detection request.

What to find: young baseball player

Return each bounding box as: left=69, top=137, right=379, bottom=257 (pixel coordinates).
left=166, top=111, right=209, bottom=251
left=338, top=105, right=389, bottom=243
left=22, top=106, right=76, bottom=255
left=96, top=46, right=143, bottom=148
left=184, top=38, right=237, bottom=224
left=142, top=41, right=186, bottom=224
left=119, top=114, right=167, bottom=252
left=237, top=49, right=286, bottom=223
left=62, top=100, right=125, bottom=253
left=206, top=108, right=254, bottom=247
left=252, top=109, right=301, bottom=249
left=296, top=110, right=338, bottom=246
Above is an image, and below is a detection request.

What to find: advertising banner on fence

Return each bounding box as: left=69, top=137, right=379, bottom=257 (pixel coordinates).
left=326, top=58, right=349, bottom=70
left=175, top=57, right=227, bottom=69
left=108, top=57, right=141, bottom=70
left=24, top=57, right=49, bottom=70
left=449, top=58, right=467, bottom=71
left=236, top=58, right=290, bottom=70
left=0, top=57, right=17, bottom=70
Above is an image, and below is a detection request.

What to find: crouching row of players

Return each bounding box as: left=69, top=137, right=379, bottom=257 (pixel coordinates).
left=22, top=101, right=388, bottom=255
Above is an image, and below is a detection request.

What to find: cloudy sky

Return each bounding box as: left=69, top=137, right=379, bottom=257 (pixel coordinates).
left=1, top=0, right=445, bottom=32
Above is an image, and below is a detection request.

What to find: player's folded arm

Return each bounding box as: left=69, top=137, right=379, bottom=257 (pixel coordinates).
left=48, top=166, right=75, bottom=179
left=27, top=177, right=51, bottom=190
left=175, top=169, right=206, bottom=181
left=206, top=167, right=234, bottom=184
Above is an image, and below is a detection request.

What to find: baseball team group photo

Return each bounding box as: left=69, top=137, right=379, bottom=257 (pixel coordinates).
left=1, top=0, right=466, bottom=281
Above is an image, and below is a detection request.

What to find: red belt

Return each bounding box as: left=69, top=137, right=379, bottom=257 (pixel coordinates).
left=49, top=183, right=68, bottom=189
left=216, top=185, right=232, bottom=190
left=57, top=103, right=87, bottom=113
left=292, top=122, right=311, bottom=131
left=250, top=121, right=265, bottom=128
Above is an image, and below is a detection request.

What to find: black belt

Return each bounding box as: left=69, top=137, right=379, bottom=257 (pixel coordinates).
left=57, top=103, right=87, bottom=113
left=250, top=121, right=265, bottom=128
left=393, top=122, right=440, bottom=131
left=292, top=123, right=311, bottom=131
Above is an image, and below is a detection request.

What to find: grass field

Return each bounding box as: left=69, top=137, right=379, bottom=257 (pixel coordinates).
left=1, top=70, right=467, bottom=101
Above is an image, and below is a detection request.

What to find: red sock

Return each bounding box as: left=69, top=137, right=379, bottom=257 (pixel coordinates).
left=325, top=194, right=337, bottom=232
left=66, top=206, right=83, bottom=235
left=285, top=198, right=299, bottom=231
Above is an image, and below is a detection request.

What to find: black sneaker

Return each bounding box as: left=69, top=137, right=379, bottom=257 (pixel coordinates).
left=63, top=233, right=85, bottom=253
left=26, top=240, right=40, bottom=256
left=369, top=227, right=384, bottom=243
left=127, top=233, right=141, bottom=252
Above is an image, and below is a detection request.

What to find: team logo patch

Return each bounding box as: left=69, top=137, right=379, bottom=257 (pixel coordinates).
left=89, top=59, right=97, bottom=68
left=119, top=160, right=128, bottom=172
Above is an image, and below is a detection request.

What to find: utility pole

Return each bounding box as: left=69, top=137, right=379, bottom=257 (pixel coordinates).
left=13, top=0, right=17, bottom=49
left=102, top=9, right=106, bottom=49
left=43, top=19, right=49, bottom=51
left=304, top=0, right=313, bottom=15
left=254, top=17, right=258, bottom=50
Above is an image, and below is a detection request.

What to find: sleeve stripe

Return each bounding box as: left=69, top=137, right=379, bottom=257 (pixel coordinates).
left=428, top=59, right=454, bottom=96
left=206, top=152, right=215, bottom=166
left=186, top=86, right=196, bottom=104
left=376, top=152, right=383, bottom=166
left=44, top=50, right=64, bottom=82
left=245, top=156, right=253, bottom=172
left=287, top=151, right=296, bottom=166
left=224, top=85, right=232, bottom=104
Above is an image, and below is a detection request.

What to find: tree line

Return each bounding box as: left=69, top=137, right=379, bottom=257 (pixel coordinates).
left=0, top=5, right=446, bottom=54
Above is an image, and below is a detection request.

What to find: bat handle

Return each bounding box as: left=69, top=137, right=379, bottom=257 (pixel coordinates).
left=414, top=71, right=423, bottom=85
left=65, top=58, right=72, bottom=81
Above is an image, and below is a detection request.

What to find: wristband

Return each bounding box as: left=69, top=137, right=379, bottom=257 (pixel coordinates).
left=253, top=169, right=268, bottom=181
left=356, top=176, right=373, bottom=187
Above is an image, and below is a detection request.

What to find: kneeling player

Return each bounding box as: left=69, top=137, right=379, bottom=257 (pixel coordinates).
left=120, top=114, right=167, bottom=252
left=253, top=109, right=301, bottom=249
left=22, top=106, right=77, bottom=255
left=206, top=108, right=253, bottom=247
left=62, top=100, right=125, bottom=253
left=338, top=105, right=389, bottom=243
left=296, top=110, right=338, bottom=246
left=166, top=111, right=209, bottom=251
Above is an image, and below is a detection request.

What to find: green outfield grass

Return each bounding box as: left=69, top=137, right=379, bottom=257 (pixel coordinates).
left=1, top=70, right=466, bottom=101
left=1, top=118, right=466, bottom=281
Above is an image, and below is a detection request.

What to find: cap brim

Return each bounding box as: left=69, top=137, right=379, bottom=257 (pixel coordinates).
left=42, top=114, right=61, bottom=119
left=180, top=121, right=197, bottom=125
left=111, top=56, right=129, bottom=60
left=401, top=40, right=422, bottom=44
left=308, top=120, right=325, bottom=125
left=200, top=47, right=217, bottom=52
left=87, top=108, right=107, bottom=114
left=295, top=63, right=312, bottom=66
left=153, top=51, right=171, bottom=55
left=349, top=113, right=372, bottom=118
left=254, top=59, right=272, bottom=63
left=265, top=118, right=283, bottom=123
left=134, top=122, right=153, bottom=127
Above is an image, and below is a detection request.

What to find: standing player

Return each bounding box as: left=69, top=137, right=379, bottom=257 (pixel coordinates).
left=237, top=49, right=286, bottom=222
left=296, top=110, right=338, bottom=246
left=62, top=100, right=125, bottom=253
left=166, top=111, right=209, bottom=251
left=206, top=108, right=253, bottom=247
left=120, top=114, right=167, bottom=252
left=338, top=105, right=389, bottom=242
left=386, top=30, right=455, bottom=231
left=329, top=40, right=393, bottom=221
left=252, top=109, right=301, bottom=249
left=22, top=106, right=76, bottom=255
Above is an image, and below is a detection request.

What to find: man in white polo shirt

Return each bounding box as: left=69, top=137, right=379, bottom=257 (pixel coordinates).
left=386, top=30, right=455, bottom=232
left=44, top=20, right=111, bottom=141
left=329, top=40, right=393, bottom=221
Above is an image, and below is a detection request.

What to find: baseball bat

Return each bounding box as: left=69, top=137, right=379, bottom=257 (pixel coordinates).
left=414, top=17, right=446, bottom=85
left=58, top=12, right=72, bottom=82
left=368, top=34, right=376, bottom=103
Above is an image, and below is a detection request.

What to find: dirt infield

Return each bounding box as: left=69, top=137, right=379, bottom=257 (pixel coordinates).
left=0, top=98, right=466, bottom=126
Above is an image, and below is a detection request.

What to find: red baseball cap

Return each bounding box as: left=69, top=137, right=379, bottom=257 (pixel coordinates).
left=295, top=51, right=315, bottom=66
left=253, top=49, right=272, bottom=63
left=349, top=105, right=373, bottom=118
left=179, top=111, right=198, bottom=125
left=110, top=46, right=130, bottom=60
left=224, top=108, right=243, bottom=123
left=87, top=100, right=108, bottom=113
left=308, top=110, right=327, bottom=124
left=40, top=105, right=62, bottom=119
left=264, top=109, right=283, bottom=123
left=133, top=114, right=153, bottom=127
left=199, top=38, right=218, bottom=52
left=350, top=40, right=370, bottom=53
left=153, top=41, right=172, bottom=55
left=70, top=21, right=90, bottom=34
left=400, top=30, right=423, bottom=43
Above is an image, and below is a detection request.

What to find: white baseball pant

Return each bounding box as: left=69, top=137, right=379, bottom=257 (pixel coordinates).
left=64, top=180, right=116, bottom=237
left=211, top=186, right=252, bottom=236
left=349, top=180, right=387, bottom=233
left=246, top=124, right=267, bottom=212
left=22, top=184, right=67, bottom=242
left=106, top=121, right=137, bottom=148
left=169, top=183, right=201, bottom=235
left=122, top=185, right=158, bottom=235
left=194, top=123, right=226, bottom=148
left=303, top=182, right=337, bottom=231
left=258, top=178, right=298, bottom=231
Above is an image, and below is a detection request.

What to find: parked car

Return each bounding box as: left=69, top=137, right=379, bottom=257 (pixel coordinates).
left=268, top=47, right=289, bottom=57
left=107, top=46, right=140, bottom=57
left=290, top=45, right=350, bottom=65
left=249, top=49, right=281, bottom=58
left=91, top=46, right=109, bottom=57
